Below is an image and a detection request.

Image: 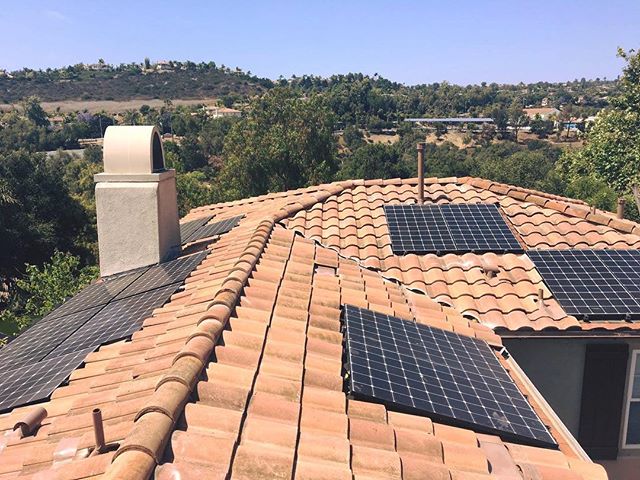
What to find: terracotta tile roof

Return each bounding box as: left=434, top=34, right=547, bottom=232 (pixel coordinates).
left=0, top=176, right=618, bottom=479
left=284, top=177, right=640, bottom=332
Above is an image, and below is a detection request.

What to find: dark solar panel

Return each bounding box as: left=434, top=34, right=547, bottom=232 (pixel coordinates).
left=114, top=251, right=207, bottom=300
left=0, top=348, right=94, bottom=412
left=49, top=284, right=180, bottom=357
left=385, top=204, right=455, bottom=253
left=528, top=249, right=640, bottom=320
left=343, top=305, right=557, bottom=447
left=46, top=267, right=148, bottom=319
left=384, top=204, right=521, bottom=255
left=0, top=306, right=102, bottom=369
left=180, top=215, right=214, bottom=245
left=183, top=214, right=244, bottom=244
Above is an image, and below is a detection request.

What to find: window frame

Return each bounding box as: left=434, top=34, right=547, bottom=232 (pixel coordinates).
left=622, top=350, right=640, bottom=449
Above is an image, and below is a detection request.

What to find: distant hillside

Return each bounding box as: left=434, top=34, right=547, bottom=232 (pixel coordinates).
left=0, top=62, right=272, bottom=103
left=0, top=60, right=619, bottom=125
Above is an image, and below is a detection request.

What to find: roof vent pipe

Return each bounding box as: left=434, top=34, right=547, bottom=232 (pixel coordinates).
left=92, top=408, right=106, bottom=454
left=417, top=142, right=426, bottom=204
left=537, top=288, right=544, bottom=308
left=617, top=198, right=626, bottom=219
left=95, top=126, right=181, bottom=277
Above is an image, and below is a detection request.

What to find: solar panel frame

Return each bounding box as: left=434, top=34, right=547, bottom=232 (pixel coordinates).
left=343, top=305, right=557, bottom=448
left=180, top=215, right=214, bottom=245
left=528, top=249, right=640, bottom=320
left=114, top=251, right=207, bottom=300
left=48, top=284, right=180, bottom=357
left=0, top=348, right=94, bottom=412
left=0, top=306, right=103, bottom=370
left=384, top=204, right=522, bottom=255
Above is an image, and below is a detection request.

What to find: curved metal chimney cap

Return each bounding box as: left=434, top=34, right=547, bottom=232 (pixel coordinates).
left=103, top=125, right=165, bottom=174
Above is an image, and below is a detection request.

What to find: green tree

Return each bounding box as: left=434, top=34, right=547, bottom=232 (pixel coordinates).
left=0, top=150, right=91, bottom=277
left=338, top=143, right=409, bottom=180
left=508, top=102, right=528, bottom=143
left=529, top=115, right=554, bottom=138
left=21, top=96, right=49, bottom=127
left=0, top=251, right=97, bottom=334
left=219, top=87, right=338, bottom=199
left=560, top=48, right=640, bottom=195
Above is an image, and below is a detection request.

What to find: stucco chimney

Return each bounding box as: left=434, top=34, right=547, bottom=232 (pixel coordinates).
left=94, top=126, right=180, bottom=277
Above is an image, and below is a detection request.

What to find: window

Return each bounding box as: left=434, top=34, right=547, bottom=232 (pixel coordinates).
left=623, top=350, right=640, bottom=448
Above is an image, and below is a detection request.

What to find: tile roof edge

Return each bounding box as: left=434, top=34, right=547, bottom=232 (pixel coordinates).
left=103, top=182, right=356, bottom=480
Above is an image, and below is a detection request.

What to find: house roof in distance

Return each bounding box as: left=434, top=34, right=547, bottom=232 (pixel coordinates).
left=0, top=176, right=620, bottom=480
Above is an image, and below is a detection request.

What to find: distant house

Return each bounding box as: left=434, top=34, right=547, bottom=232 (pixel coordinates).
left=523, top=107, right=560, bottom=121
left=86, top=62, right=110, bottom=71
left=205, top=106, right=242, bottom=118
left=155, top=61, right=174, bottom=73
left=541, top=97, right=549, bottom=107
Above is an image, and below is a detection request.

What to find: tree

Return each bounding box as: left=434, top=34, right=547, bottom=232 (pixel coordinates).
left=338, top=143, right=409, bottom=180
left=21, top=96, right=49, bottom=127
left=508, top=102, right=528, bottom=143
left=0, top=251, right=97, bottom=334
left=560, top=48, right=640, bottom=196
left=144, top=57, right=151, bottom=70
left=0, top=150, right=91, bottom=278
left=529, top=115, right=554, bottom=138
left=219, top=87, right=338, bottom=199
left=434, top=122, right=448, bottom=139
left=491, top=108, right=508, bottom=135
left=342, top=124, right=365, bottom=150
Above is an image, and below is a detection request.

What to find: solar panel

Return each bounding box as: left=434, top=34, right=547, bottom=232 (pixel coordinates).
left=46, top=267, right=148, bottom=319
left=0, top=348, right=94, bottom=412
left=49, top=283, right=180, bottom=357
left=343, top=305, right=557, bottom=447
left=384, top=204, right=521, bottom=255
left=528, top=249, right=640, bottom=320
left=0, top=306, right=102, bottom=369
left=180, top=215, right=214, bottom=244
left=385, top=204, right=455, bottom=253
left=183, top=214, right=244, bottom=244
left=114, top=251, right=207, bottom=300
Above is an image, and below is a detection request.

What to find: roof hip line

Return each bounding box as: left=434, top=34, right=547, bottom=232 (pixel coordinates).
left=104, top=183, right=355, bottom=480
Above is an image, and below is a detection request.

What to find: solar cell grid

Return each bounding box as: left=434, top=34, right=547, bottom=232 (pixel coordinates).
left=189, top=215, right=244, bottom=243
left=384, top=203, right=521, bottom=255
left=182, top=214, right=244, bottom=244
left=46, top=267, right=147, bottom=319
left=180, top=215, right=214, bottom=244
left=49, top=284, right=180, bottom=357
left=0, top=306, right=102, bottom=370
left=343, top=305, right=557, bottom=447
left=442, top=204, right=522, bottom=252
left=384, top=205, right=455, bottom=253
left=528, top=249, right=640, bottom=320
left=0, top=348, right=93, bottom=412
left=115, top=250, right=207, bottom=300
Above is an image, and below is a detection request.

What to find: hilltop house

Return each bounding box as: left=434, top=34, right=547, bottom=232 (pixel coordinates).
left=0, top=127, right=638, bottom=479
left=523, top=107, right=560, bottom=121
left=205, top=105, right=242, bottom=118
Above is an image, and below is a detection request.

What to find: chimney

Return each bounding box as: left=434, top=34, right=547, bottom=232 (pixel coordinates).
left=94, top=126, right=180, bottom=277
left=417, top=142, right=425, bottom=204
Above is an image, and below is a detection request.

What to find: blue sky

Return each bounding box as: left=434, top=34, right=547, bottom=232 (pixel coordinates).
left=2, top=1, right=639, bottom=85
